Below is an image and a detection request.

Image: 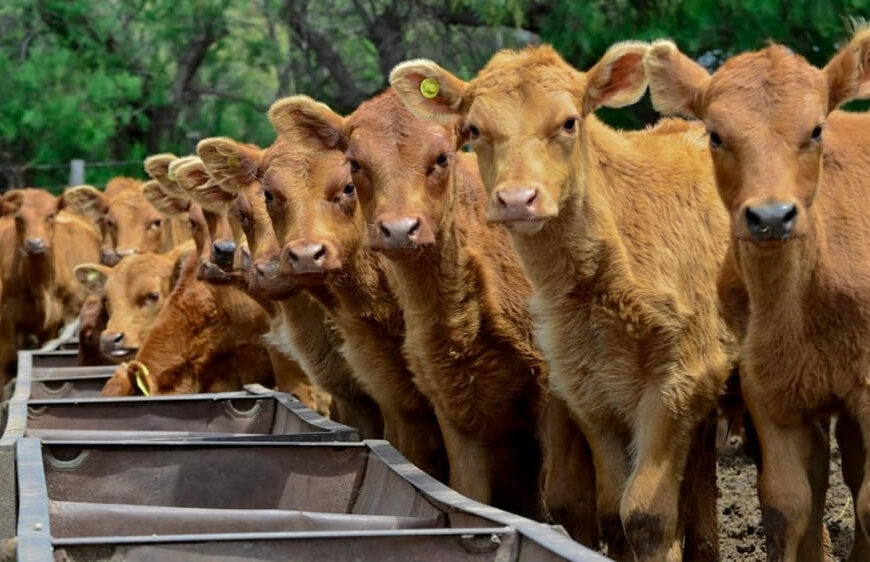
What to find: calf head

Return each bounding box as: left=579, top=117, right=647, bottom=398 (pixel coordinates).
left=198, top=137, right=296, bottom=299
left=2, top=189, right=59, bottom=257
left=102, top=188, right=167, bottom=264
left=75, top=251, right=181, bottom=363
left=269, top=92, right=454, bottom=260
left=389, top=43, right=649, bottom=235
left=644, top=27, right=870, bottom=247
left=173, top=158, right=242, bottom=277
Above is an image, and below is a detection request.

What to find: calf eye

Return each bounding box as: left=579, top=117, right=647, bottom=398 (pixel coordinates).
left=188, top=219, right=197, bottom=230
left=264, top=190, right=274, bottom=203
left=811, top=125, right=823, bottom=142
left=149, top=219, right=162, bottom=230
left=467, top=124, right=480, bottom=139
left=47, top=213, right=56, bottom=222
left=349, top=160, right=360, bottom=173
left=143, top=292, right=160, bottom=304
left=436, top=153, right=449, bottom=167
left=709, top=132, right=723, bottom=149
left=563, top=118, right=576, bottom=132
left=343, top=183, right=355, bottom=195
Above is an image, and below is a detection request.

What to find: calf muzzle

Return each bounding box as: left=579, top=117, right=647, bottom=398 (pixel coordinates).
left=744, top=202, right=797, bottom=241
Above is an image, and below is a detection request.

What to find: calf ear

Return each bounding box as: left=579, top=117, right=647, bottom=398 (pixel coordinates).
left=59, top=185, right=108, bottom=225
left=644, top=40, right=710, bottom=118
left=197, top=137, right=263, bottom=195
left=583, top=41, right=650, bottom=115
left=268, top=96, right=346, bottom=151
left=825, top=24, right=870, bottom=110
left=390, top=60, right=467, bottom=123
left=142, top=180, right=190, bottom=216
left=1, top=190, right=24, bottom=217
left=144, top=153, right=178, bottom=186
left=174, top=159, right=236, bottom=213
left=74, top=263, right=111, bottom=294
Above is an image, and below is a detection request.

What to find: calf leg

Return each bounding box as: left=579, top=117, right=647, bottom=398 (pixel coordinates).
left=835, top=413, right=870, bottom=562
left=681, top=411, right=719, bottom=562
left=436, top=408, right=493, bottom=505
left=393, top=410, right=448, bottom=483
left=620, top=391, right=692, bottom=562
left=844, top=393, right=870, bottom=555
left=332, top=395, right=383, bottom=439
left=541, top=393, right=598, bottom=547
left=577, top=414, right=631, bottom=560
left=748, top=393, right=828, bottom=562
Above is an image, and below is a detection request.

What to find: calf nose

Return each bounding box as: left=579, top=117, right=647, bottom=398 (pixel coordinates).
left=24, top=238, right=47, bottom=255
left=212, top=240, right=237, bottom=268
left=744, top=203, right=797, bottom=241
left=496, top=188, right=538, bottom=214
left=101, top=332, right=124, bottom=346
left=377, top=217, right=424, bottom=248
left=100, top=249, right=120, bottom=266
left=285, top=241, right=328, bottom=274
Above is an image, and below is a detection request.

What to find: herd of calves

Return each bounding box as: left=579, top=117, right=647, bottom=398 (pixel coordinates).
left=2, top=28, right=870, bottom=562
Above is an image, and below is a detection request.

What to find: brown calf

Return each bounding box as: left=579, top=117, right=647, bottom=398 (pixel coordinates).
left=198, top=137, right=383, bottom=438
left=391, top=43, right=734, bottom=560
left=75, top=247, right=188, bottom=363
left=645, top=27, right=870, bottom=562
left=100, top=254, right=274, bottom=397
left=101, top=180, right=190, bottom=265
left=269, top=91, right=550, bottom=519
left=0, top=189, right=101, bottom=379
left=231, top=110, right=446, bottom=480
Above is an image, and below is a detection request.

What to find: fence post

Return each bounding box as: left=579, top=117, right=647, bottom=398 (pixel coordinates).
left=68, top=159, right=85, bottom=186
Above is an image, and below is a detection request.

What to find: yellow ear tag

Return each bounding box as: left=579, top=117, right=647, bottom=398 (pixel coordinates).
left=130, top=362, right=151, bottom=396
left=167, top=171, right=176, bottom=181
left=86, top=270, right=100, bottom=283
left=420, top=78, right=440, bottom=99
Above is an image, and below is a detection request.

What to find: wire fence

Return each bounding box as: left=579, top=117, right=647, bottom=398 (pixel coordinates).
left=0, top=159, right=146, bottom=195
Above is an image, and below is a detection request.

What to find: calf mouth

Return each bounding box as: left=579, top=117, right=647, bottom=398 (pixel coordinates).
left=198, top=259, right=237, bottom=285
left=499, top=217, right=549, bottom=235
left=102, top=346, right=138, bottom=363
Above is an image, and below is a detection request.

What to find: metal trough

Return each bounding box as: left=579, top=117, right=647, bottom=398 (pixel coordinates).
left=16, top=438, right=608, bottom=561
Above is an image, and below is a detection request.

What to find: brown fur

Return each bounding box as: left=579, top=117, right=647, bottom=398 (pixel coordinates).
left=76, top=293, right=110, bottom=366
left=0, top=189, right=101, bottom=380
left=391, top=44, right=735, bottom=560
left=198, top=137, right=383, bottom=436
left=645, top=27, right=870, bottom=562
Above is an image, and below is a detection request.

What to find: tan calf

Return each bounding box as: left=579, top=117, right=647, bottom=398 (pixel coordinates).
left=198, top=136, right=382, bottom=437
left=0, top=189, right=101, bottom=379
left=269, top=90, right=549, bottom=519
left=645, top=26, right=870, bottom=562
left=391, top=43, right=734, bottom=560
left=75, top=248, right=188, bottom=363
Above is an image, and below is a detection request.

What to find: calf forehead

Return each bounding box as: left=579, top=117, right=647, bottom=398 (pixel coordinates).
left=268, top=151, right=347, bottom=196
left=469, top=46, right=580, bottom=102
left=347, top=92, right=453, bottom=165
left=21, top=190, right=57, bottom=212
left=706, top=47, right=827, bottom=129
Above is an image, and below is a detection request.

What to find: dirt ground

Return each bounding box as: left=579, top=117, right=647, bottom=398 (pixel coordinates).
left=718, top=430, right=854, bottom=560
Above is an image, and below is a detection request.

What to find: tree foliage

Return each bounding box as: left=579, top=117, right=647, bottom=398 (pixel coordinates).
left=0, top=0, right=865, bottom=191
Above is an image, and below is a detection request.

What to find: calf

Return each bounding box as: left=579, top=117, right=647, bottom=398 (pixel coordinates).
left=100, top=254, right=275, bottom=396
left=160, top=158, right=323, bottom=411
left=645, top=27, right=870, bottom=562
left=198, top=136, right=383, bottom=438
left=101, top=181, right=191, bottom=265
left=269, top=91, right=552, bottom=519
left=231, top=112, right=448, bottom=479
left=390, top=43, right=734, bottom=560
left=0, top=189, right=102, bottom=379
left=75, top=247, right=188, bottom=363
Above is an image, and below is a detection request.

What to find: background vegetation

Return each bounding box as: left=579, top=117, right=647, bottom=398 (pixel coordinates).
left=1, top=0, right=866, bottom=192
